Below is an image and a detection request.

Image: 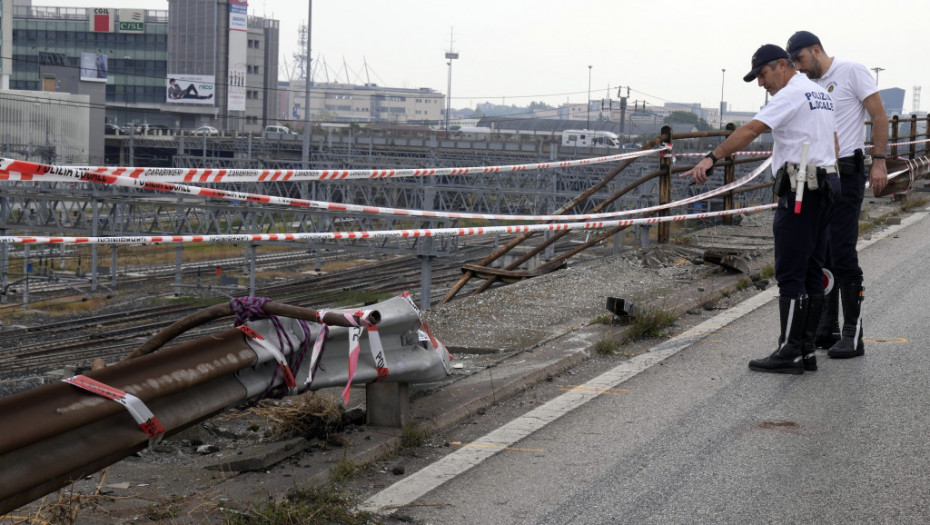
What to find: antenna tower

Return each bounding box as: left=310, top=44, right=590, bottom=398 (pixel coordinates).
left=913, top=86, right=921, bottom=114
left=293, top=24, right=308, bottom=81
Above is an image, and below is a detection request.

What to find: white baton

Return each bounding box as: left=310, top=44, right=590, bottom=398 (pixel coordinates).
left=794, top=142, right=810, bottom=214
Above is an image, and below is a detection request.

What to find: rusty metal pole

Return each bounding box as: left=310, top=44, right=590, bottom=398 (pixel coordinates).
left=924, top=113, right=930, bottom=152
left=467, top=170, right=665, bottom=296
left=438, top=137, right=664, bottom=305
left=891, top=115, right=900, bottom=158
left=658, top=126, right=672, bottom=243
left=125, top=301, right=379, bottom=360
left=722, top=123, right=736, bottom=225
left=908, top=115, right=917, bottom=160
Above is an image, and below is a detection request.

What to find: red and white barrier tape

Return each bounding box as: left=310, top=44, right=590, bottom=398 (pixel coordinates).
left=343, top=326, right=363, bottom=404
left=0, top=156, right=770, bottom=223
left=303, top=324, right=329, bottom=390
left=0, top=148, right=664, bottom=184
left=881, top=137, right=930, bottom=148
left=63, top=374, right=166, bottom=444
left=237, top=325, right=298, bottom=394
left=0, top=202, right=778, bottom=246
left=666, top=151, right=773, bottom=158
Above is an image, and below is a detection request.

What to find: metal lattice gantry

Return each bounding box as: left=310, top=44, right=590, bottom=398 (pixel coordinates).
left=2, top=134, right=773, bottom=303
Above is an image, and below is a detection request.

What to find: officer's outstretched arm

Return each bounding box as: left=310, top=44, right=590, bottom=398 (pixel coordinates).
left=681, top=119, right=769, bottom=184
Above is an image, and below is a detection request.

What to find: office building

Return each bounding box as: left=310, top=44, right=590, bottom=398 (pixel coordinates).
left=280, top=79, right=444, bottom=126
left=7, top=0, right=279, bottom=138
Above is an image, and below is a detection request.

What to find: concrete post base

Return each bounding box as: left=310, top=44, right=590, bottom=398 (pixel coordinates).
left=366, top=382, right=409, bottom=427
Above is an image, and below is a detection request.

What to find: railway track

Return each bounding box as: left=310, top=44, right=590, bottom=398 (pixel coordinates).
left=0, top=240, right=520, bottom=377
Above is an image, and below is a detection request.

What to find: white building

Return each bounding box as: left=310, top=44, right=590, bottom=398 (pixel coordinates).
left=277, top=81, right=444, bottom=126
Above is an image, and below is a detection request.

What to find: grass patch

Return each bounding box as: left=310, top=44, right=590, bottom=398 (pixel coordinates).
left=330, top=454, right=358, bottom=483
left=859, top=211, right=892, bottom=235
left=622, top=307, right=676, bottom=343
left=590, top=314, right=614, bottom=326
left=144, top=502, right=180, bottom=521
left=720, top=289, right=732, bottom=298
left=400, top=422, right=430, bottom=448
left=595, top=336, right=623, bottom=356
left=902, top=196, right=929, bottom=211
left=222, top=484, right=376, bottom=525
left=760, top=265, right=775, bottom=279
left=736, top=278, right=751, bottom=291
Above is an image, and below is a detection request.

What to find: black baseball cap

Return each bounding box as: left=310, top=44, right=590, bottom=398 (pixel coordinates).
left=743, top=44, right=790, bottom=82
left=786, top=31, right=822, bottom=58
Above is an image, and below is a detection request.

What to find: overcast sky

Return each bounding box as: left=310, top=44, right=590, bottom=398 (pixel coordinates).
left=34, top=0, right=929, bottom=114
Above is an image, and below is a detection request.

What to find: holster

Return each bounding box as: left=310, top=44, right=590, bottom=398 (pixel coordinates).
left=774, top=163, right=835, bottom=205
left=774, top=165, right=791, bottom=198
left=838, top=149, right=865, bottom=174
left=774, top=162, right=820, bottom=198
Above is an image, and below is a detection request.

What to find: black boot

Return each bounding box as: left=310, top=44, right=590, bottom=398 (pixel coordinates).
left=828, top=282, right=865, bottom=359
left=814, top=287, right=840, bottom=349
left=750, top=295, right=806, bottom=374
left=801, top=294, right=824, bottom=371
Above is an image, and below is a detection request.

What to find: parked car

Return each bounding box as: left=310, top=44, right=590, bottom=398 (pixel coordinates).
left=192, top=125, right=219, bottom=136
left=145, top=124, right=171, bottom=135
left=263, top=125, right=293, bottom=137
left=104, top=123, right=122, bottom=135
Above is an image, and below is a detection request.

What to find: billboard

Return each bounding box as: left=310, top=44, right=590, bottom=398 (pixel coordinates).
left=166, top=75, right=215, bottom=105
left=80, top=52, right=108, bottom=82
left=88, top=8, right=114, bottom=33
left=227, top=0, right=248, bottom=112
left=118, top=9, right=144, bottom=33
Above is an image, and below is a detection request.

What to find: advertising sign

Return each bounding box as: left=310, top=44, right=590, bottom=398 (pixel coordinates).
left=80, top=52, right=108, bottom=82
left=88, top=8, right=114, bottom=33
left=118, top=9, right=144, bottom=33
left=166, top=75, right=215, bottom=105
left=227, top=0, right=248, bottom=112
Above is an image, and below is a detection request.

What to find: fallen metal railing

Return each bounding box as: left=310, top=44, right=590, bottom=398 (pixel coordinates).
left=0, top=293, right=451, bottom=515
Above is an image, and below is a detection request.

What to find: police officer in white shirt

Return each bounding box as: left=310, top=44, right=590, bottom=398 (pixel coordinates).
left=684, top=44, right=839, bottom=374
left=787, top=30, right=888, bottom=360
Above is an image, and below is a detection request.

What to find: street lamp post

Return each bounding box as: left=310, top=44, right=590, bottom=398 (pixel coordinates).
left=587, top=65, right=592, bottom=130
left=444, top=30, right=458, bottom=134
left=871, top=66, right=885, bottom=85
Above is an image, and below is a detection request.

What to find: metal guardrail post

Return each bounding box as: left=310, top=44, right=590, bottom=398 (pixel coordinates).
left=658, top=125, right=673, bottom=243
left=908, top=115, right=918, bottom=160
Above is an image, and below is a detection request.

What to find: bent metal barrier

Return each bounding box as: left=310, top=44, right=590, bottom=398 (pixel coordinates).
left=0, top=292, right=452, bottom=515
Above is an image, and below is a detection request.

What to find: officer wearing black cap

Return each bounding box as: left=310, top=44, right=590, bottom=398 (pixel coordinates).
left=786, top=30, right=888, bottom=360
left=683, top=44, right=839, bottom=374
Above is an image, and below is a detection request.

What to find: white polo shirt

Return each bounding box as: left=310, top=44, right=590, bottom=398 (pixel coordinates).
left=754, top=73, right=837, bottom=175
left=814, top=58, right=879, bottom=158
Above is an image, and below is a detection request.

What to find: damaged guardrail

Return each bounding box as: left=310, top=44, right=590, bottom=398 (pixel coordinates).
left=0, top=292, right=451, bottom=515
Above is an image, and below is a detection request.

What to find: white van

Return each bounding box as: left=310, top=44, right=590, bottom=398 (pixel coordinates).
left=561, top=129, right=620, bottom=148
left=263, top=125, right=293, bottom=137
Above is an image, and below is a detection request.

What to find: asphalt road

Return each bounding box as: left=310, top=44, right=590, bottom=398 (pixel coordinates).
left=362, top=206, right=930, bottom=524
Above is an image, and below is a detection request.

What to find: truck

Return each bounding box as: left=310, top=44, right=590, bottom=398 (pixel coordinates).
left=561, top=129, right=620, bottom=149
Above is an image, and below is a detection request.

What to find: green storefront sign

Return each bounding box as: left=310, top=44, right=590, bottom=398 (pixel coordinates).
left=119, top=21, right=144, bottom=32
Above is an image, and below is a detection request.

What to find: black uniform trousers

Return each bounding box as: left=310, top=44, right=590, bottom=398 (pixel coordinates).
left=824, top=154, right=866, bottom=286
left=773, top=171, right=840, bottom=298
